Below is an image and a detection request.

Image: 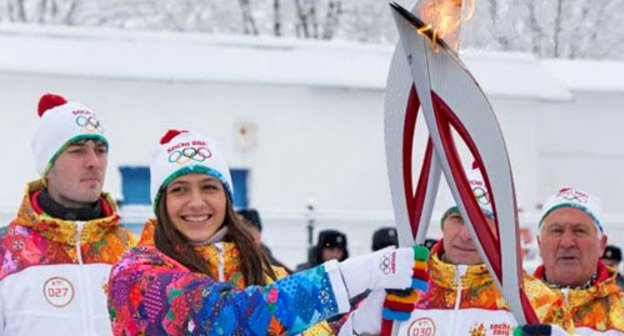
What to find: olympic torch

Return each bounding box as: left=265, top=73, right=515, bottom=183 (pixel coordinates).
left=384, top=1, right=539, bottom=333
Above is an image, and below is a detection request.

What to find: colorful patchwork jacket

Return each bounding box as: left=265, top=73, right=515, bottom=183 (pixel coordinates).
left=396, top=242, right=573, bottom=336
left=107, top=219, right=351, bottom=336
left=534, top=261, right=624, bottom=335
left=0, top=180, right=137, bottom=335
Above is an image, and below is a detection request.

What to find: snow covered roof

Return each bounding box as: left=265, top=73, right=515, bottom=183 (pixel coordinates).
left=0, top=23, right=575, bottom=100
left=461, top=50, right=572, bottom=101
left=541, top=59, right=624, bottom=93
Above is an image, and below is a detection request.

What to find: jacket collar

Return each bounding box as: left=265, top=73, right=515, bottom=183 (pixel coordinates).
left=534, top=260, right=620, bottom=306
left=37, top=188, right=105, bottom=221
left=140, top=219, right=245, bottom=285
left=429, top=241, right=492, bottom=289
left=13, top=179, right=121, bottom=245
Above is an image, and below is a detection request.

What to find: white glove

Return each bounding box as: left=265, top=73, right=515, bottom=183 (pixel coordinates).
left=338, top=289, right=387, bottom=336
left=338, top=247, right=413, bottom=299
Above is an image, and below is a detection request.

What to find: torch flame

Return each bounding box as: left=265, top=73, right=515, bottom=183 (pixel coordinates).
left=416, top=0, right=476, bottom=53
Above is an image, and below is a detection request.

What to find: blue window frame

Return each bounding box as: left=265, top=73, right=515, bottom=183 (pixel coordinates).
left=119, top=166, right=151, bottom=205
left=230, top=168, right=249, bottom=208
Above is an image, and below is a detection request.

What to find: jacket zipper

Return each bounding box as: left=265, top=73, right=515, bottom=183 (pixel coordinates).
left=561, top=287, right=569, bottom=305
left=449, top=265, right=468, bottom=336
left=75, top=221, right=92, bottom=335
left=215, top=243, right=225, bottom=282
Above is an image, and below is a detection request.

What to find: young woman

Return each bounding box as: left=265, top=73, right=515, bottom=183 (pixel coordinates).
left=107, top=130, right=419, bottom=336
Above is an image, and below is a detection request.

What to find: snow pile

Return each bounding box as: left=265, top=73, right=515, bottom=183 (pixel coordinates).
left=542, top=59, right=624, bottom=93
left=0, top=23, right=578, bottom=101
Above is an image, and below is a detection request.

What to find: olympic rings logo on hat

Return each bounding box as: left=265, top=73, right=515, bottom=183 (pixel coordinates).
left=168, top=146, right=212, bottom=165
left=561, top=194, right=582, bottom=202
left=75, top=115, right=103, bottom=133
left=557, top=188, right=588, bottom=204
left=473, top=186, right=491, bottom=206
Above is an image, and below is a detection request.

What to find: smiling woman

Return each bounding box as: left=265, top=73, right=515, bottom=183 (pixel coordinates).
left=106, top=129, right=421, bottom=336
left=164, top=174, right=227, bottom=245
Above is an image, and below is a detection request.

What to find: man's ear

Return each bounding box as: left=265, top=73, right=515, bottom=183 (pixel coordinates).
left=42, top=169, right=52, bottom=187
left=598, top=234, right=608, bottom=256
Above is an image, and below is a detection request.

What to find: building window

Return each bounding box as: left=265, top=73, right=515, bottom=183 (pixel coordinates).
left=119, top=166, right=150, bottom=206
left=231, top=168, right=249, bottom=208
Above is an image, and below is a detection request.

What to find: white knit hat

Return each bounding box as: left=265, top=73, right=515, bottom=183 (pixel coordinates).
left=539, top=187, right=603, bottom=232
left=32, top=93, right=108, bottom=175
left=441, top=166, right=493, bottom=226
left=150, top=129, right=233, bottom=212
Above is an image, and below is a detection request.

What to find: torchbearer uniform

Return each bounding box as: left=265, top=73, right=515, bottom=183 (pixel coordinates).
left=396, top=242, right=573, bottom=336
left=534, top=262, right=624, bottom=335
left=397, top=168, right=572, bottom=336
left=126, top=221, right=339, bottom=336
left=0, top=94, right=137, bottom=335
left=0, top=181, right=136, bottom=335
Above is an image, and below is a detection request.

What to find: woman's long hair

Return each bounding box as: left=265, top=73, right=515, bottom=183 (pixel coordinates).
left=154, top=188, right=277, bottom=285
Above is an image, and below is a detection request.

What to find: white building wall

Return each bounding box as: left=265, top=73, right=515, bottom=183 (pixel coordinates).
left=0, top=71, right=552, bottom=215
left=537, top=91, right=624, bottom=214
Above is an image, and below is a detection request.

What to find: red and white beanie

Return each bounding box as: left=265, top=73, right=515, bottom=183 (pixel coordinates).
left=150, top=129, right=233, bottom=212
left=32, top=93, right=108, bottom=175
left=539, top=187, right=603, bottom=232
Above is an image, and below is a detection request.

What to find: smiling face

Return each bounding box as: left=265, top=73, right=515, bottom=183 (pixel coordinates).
left=538, top=207, right=607, bottom=287
left=165, top=173, right=227, bottom=244
left=46, top=139, right=108, bottom=208
left=441, top=211, right=496, bottom=265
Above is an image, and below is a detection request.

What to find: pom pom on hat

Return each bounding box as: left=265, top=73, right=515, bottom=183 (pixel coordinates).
left=37, top=93, right=68, bottom=117
left=160, top=129, right=188, bottom=145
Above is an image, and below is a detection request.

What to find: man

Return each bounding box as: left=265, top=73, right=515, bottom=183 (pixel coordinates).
left=535, top=188, right=624, bottom=335
left=340, top=168, right=571, bottom=336
left=601, top=245, right=624, bottom=290
left=0, top=94, right=136, bottom=335
left=237, top=208, right=291, bottom=273
left=296, top=230, right=349, bottom=271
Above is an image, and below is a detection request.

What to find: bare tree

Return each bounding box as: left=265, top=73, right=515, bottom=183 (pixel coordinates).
left=293, top=0, right=345, bottom=39
left=321, top=0, right=342, bottom=39
left=526, top=0, right=546, bottom=55
left=239, top=0, right=259, bottom=35
left=273, top=0, right=281, bottom=36
left=2, top=0, right=622, bottom=60
left=553, top=0, right=564, bottom=57
left=1, top=0, right=81, bottom=23
left=294, top=0, right=317, bottom=38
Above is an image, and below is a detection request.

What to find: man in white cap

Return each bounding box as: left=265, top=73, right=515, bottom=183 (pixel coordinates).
left=339, top=167, right=572, bottom=336
left=0, top=94, right=136, bottom=335
left=534, top=187, right=624, bottom=335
